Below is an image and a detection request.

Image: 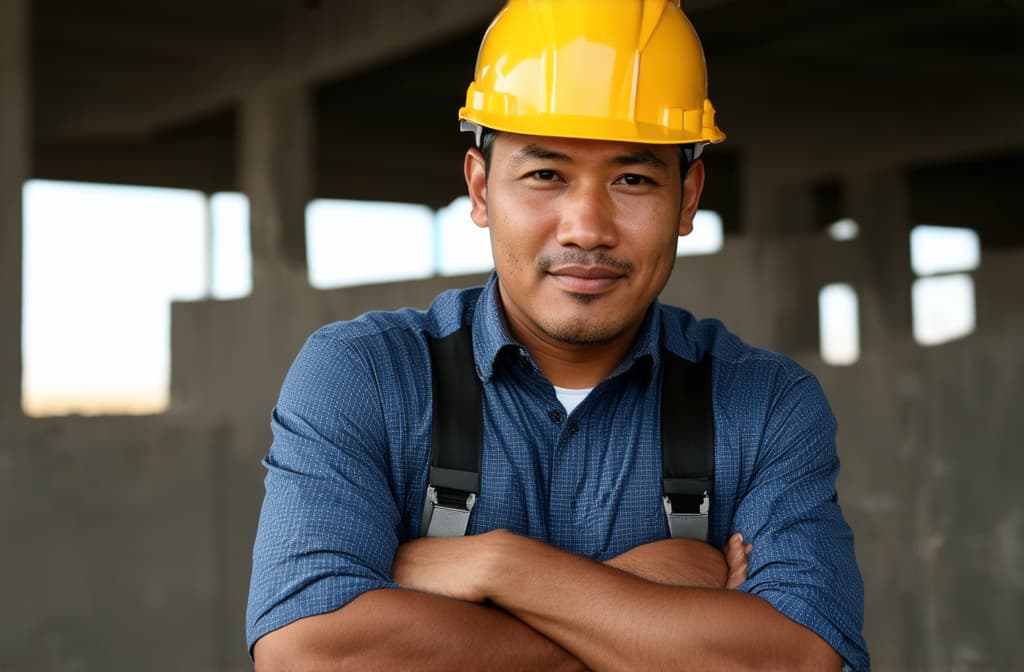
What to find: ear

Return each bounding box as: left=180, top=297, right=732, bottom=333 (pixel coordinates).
left=464, top=148, right=488, bottom=229
left=678, top=158, right=706, bottom=237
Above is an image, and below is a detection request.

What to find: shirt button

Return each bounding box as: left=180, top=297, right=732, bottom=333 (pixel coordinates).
left=549, top=410, right=563, bottom=424
left=568, top=422, right=580, bottom=434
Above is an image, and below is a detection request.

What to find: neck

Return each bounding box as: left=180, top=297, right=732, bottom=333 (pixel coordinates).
left=513, top=323, right=640, bottom=389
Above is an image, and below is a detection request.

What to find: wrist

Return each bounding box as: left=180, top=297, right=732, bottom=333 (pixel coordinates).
left=474, top=529, right=525, bottom=601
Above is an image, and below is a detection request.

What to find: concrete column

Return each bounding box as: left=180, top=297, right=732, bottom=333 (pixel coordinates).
left=239, top=86, right=313, bottom=294
left=740, top=145, right=821, bottom=353
left=844, top=168, right=914, bottom=350
left=0, top=0, right=30, bottom=421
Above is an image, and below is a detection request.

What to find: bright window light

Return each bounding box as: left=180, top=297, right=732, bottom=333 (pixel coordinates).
left=819, top=283, right=860, bottom=366
left=22, top=180, right=207, bottom=416
left=912, top=274, right=976, bottom=346
left=827, top=218, right=860, bottom=242
left=677, top=209, right=724, bottom=257
left=305, top=199, right=434, bottom=289
left=436, top=196, right=493, bottom=276
left=210, top=192, right=252, bottom=300
left=910, top=225, right=980, bottom=276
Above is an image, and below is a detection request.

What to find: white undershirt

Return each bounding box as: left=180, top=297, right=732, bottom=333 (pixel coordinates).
left=553, top=385, right=594, bottom=415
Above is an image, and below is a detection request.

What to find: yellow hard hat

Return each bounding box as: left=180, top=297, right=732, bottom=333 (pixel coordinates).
left=459, top=0, right=725, bottom=146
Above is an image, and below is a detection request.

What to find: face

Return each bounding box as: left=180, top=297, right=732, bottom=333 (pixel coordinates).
left=465, top=133, right=705, bottom=353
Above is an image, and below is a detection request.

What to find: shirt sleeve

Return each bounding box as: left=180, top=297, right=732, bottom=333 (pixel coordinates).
left=245, top=330, right=402, bottom=653
left=732, top=370, right=871, bottom=671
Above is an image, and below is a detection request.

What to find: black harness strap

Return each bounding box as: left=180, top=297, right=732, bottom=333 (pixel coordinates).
left=422, top=326, right=715, bottom=541
left=420, top=327, right=483, bottom=537
left=660, top=351, right=715, bottom=540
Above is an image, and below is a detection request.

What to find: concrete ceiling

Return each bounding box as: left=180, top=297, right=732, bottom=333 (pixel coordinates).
left=27, top=0, right=1024, bottom=240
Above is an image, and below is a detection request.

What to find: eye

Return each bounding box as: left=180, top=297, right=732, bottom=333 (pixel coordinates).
left=617, top=173, right=654, bottom=186
left=528, top=169, right=560, bottom=181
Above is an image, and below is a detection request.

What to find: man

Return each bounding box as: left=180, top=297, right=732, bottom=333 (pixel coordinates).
left=246, top=1, right=870, bottom=669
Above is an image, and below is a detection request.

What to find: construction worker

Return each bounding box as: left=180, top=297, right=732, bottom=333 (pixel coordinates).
left=247, top=1, right=869, bottom=669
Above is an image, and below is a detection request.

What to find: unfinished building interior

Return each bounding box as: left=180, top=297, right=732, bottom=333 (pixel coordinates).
left=2, top=0, right=1022, bottom=669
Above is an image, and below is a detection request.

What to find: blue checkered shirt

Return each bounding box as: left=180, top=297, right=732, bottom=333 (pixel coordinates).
left=247, top=274, right=869, bottom=670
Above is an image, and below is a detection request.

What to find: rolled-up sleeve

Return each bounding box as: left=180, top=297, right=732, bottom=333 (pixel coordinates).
left=732, top=372, right=870, bottom=671
left=245, top=330, right=402, bottom=652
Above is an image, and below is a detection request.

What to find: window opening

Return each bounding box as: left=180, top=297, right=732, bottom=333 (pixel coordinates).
left=910, top=225, right=979, bottom=346
left=827, top=218, right=860, bottom=242
left=305, top=199, right=434, bottom=289
left=912, top=274, right=976, bottom=346
left=209, top=192, right=252, bottom=300
left=22, top=180, right=210, bottom=416
left=819, top=283, right=860, bottom=366
left=677, top=210, right=724, bottom=256
left=436, top=196, right=493, bottom=277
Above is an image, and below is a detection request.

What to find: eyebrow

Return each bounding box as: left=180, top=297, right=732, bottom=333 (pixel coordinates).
left=509, top=144, right=669, bottom=171
left=609, top=151, right=669, bottom=171
left=510, top=144, right=572, bottom=166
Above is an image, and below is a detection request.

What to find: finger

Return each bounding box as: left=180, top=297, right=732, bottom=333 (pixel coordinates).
left=724, top=534, right=751, bottom=589
left=725, top=536, right=746, bottom=565
left=726, top=560, right=748, bottom=589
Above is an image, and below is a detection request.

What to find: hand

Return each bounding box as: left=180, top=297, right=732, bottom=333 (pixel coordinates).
left=724, top=533, right=753, bottom=589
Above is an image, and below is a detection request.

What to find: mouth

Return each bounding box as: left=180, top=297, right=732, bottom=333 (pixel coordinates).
left=546, top=265, right=625, bottom=294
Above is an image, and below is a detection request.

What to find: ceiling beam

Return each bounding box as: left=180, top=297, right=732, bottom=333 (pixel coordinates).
left=38, top=0, right=504, bottom=143
left=712, top=60, right=1024, bottom=178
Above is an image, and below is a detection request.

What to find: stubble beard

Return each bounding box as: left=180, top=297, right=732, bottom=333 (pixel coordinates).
left=532, top=252, right=634, bottom=346
left=534, top=250, right=635, bottom=345
left=537, top=291, right=633, bottom=346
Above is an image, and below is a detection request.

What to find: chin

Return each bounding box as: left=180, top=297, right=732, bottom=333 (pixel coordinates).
left=541, top=318, right=624, bottom=347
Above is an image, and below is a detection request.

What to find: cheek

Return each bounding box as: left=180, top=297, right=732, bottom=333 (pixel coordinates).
left=487, top=215, right=528, bottom=276
left=620, top=212, right=681, bottom=258
left=489, top=203, right=550, bottom=264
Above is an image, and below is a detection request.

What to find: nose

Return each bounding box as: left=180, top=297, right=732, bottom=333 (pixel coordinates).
left=555, top=180, right=618, bottom=250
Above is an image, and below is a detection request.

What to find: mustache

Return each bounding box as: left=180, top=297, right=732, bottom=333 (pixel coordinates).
left=537, top=250, right=634, bottom=275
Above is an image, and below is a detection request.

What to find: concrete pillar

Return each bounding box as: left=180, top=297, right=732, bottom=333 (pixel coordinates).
left=0, top=0, right=30, bottom=422
left=239, top=86, right=313, bottom=294
left=844, top=168, right=914, bottom=350
left=740, top=145, right=821, bottom=353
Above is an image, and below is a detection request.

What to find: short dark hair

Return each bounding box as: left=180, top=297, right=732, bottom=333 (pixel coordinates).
left=477, top=128, right=697, bottom=181
left=479, top=128, right=499, bottom=177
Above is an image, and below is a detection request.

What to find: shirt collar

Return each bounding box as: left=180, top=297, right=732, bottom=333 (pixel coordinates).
left=470, top=273, right=685, bottom=387
left=611, top=302, right=660, bottom=385
left=471, top=274, right=522, bottom=383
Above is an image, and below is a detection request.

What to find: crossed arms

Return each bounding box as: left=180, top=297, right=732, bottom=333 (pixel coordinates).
left=253, top=532, right=839, bottom=671
left=248, top=334, right=863, bottom=670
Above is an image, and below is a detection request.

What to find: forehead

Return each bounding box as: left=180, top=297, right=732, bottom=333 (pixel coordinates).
left=492, top=132, right=680, bottom=168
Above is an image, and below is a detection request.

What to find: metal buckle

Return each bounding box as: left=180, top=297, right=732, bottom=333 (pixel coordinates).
left=421, top=485, right=477, bottom=537
left=663, top=492, right=709, bottom=541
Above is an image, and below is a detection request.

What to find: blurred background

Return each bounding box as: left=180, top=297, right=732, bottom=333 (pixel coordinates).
left=2, top=0, right=1022, bottom=669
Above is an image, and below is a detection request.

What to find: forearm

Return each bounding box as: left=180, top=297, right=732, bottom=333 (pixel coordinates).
left=253, top=587, right=585, bottom=672
left=603, top=537, right=730, bottom=587
left=483, top=532, right=840, bottom=672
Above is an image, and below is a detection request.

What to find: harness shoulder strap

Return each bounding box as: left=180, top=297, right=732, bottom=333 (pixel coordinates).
left=660, top=351, right=715, bottom=541
left=421, top=329, right=715, bottom=542
left=420, top=327, right=483, bottom=537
